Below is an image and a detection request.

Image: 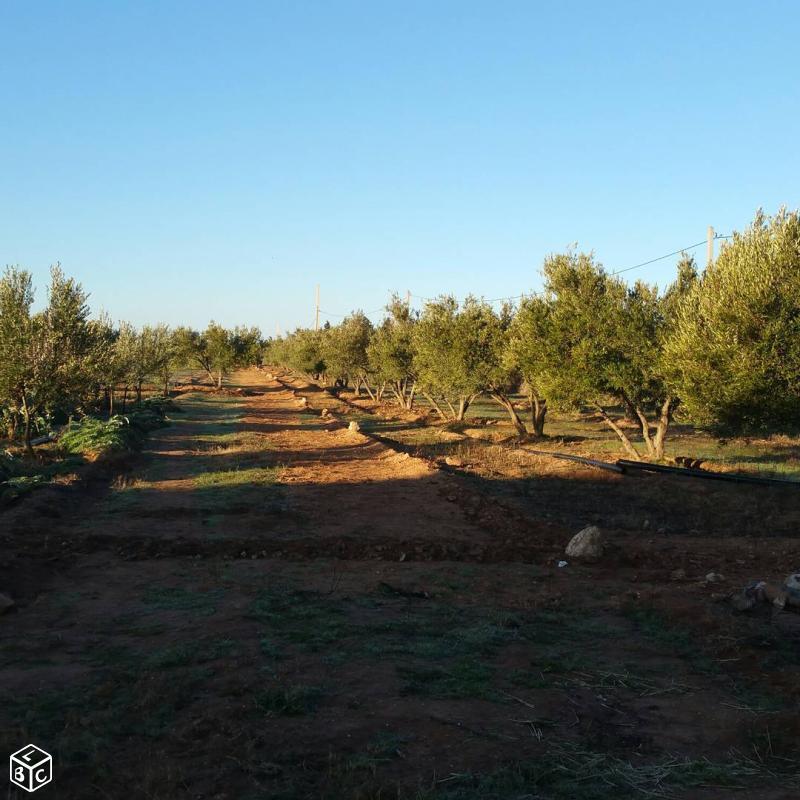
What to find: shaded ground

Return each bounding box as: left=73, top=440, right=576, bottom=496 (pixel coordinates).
left=1, top=370, right=798, bottom=799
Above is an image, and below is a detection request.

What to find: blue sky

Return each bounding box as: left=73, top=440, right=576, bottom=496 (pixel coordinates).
left=2, top=1, right=798, bottom=332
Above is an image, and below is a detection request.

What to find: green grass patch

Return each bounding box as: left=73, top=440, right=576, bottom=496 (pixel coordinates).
left=141, top=586, right=225, bottom=616
left=622, top=606, right=716, bottom=674
left=194, top=465, right=280, bottom=489
left=144, top=638, right=236, bottom=668
left=248, top=586, right=348, bottom=651
left=399, top=658, right=496, bottom=699
left=414, top=744, right=798, bottom=799
left=255, top=684, right=323, bottom=716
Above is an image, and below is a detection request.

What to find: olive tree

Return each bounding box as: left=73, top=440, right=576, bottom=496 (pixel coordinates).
left=536, top=252, right=679, bottom=460
left=233, top=326, right=264, bottom=368
left=507, top=295, right=551, bottom=437
left=0, top=265, right=92, bottom=453
left=413, top=296, right=527, bottom=433
left=665, top=208, right=800, bottom=433
left=266, top=328, right=326, bottom=379
left=321, top=312, right=374, bottom=397
left=367, top=295, right=417, bottom=409
left=174, top=323, right=237, bottom=388
left=0, top=267, right=35, bottom=443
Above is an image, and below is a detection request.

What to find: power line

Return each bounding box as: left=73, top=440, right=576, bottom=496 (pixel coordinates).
left=611, top=234, right=732, bottom=276
left=316, top=233, right=734, bottom=320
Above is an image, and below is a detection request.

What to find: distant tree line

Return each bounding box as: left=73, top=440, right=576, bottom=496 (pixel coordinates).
left=266, top=209, right=800, bottom=460
left=0, top=266, right=264, bottom=454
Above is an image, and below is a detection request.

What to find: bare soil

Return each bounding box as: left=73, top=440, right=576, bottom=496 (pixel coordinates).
left=1, top=370, right=798, bottom=799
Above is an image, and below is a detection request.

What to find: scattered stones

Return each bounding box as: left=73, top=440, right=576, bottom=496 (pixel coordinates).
left=705, top=572, right=725, bottom=583
left=785, top=573, right=800, bottom=592
left=348, top=421, right=360, bottom=432
left=321, top=408, right=330, bottom=417
left=445, top=456, right=463, bottom=467
left=0, top=593, right=15, bottom=615
left=730, top=576, right=800, bottom=612
left=565, top=525, right=605, bottom=560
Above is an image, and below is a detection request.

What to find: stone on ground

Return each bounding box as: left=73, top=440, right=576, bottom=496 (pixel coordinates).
left=565, top=525, right=605, bottom=559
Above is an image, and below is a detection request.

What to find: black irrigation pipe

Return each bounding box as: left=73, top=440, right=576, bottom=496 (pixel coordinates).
left=617, top=459, right=800, bottom=488
left=524, top=448, right=625, bottom=474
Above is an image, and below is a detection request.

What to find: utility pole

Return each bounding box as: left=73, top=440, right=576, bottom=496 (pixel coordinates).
left=406, top=289, right=411, bottom=310
left=314, top=284, right=320, bottom=331
left=707, top=226, right=715, bottom=267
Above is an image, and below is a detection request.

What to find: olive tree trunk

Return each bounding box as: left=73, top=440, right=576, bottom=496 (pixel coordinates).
left=489, top=392, right=528, bottom=436
left=21, top=394, right=34, bottom=457
left=594, top=403, right=642, bottom=460
left=529, top=390, right=547, bottom=437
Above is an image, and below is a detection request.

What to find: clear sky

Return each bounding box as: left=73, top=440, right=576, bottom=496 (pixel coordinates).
left=2, top=1, right=798, bottom=333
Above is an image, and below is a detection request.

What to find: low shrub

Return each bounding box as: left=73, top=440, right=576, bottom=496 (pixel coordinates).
left=59, top=408, right=171, bottom=457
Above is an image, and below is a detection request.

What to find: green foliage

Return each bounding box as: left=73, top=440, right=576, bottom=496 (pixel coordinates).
left=59, top=406, right=169, bottom=456
left=367, top=295, right=418, bottom=406
left=526, top=251, right=679, bottom=457
left=232, top=325, right=264, bottom=367
left=368, top=296, right=416, bottom=385
left=60, top=417, right=141, bottom=456
left=173, top=322, right=261, bottom=387
left=665, top=208, right=800, bottom=433
left=266, top=328, right=326, bottom=376
left=507, top=294, right=552, bottom=434
left=0, top=265, right=93, bottom=449
left=413, top=296, right=512, bottom=420
left=320, top=310, right=374, bottom=390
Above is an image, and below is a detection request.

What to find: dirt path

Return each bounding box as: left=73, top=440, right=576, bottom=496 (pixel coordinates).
left=1, top=372, right=798, bottom=800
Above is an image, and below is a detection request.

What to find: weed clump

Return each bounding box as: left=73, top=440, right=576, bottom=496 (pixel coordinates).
left=59, top=408, right=170, bottom=456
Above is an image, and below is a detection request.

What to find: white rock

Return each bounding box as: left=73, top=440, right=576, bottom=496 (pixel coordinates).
left=784, top=573, right=800, bottom=592
left=348, top=421, right=360, bottom=432
left=565, top=525, right=604, bottom=559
